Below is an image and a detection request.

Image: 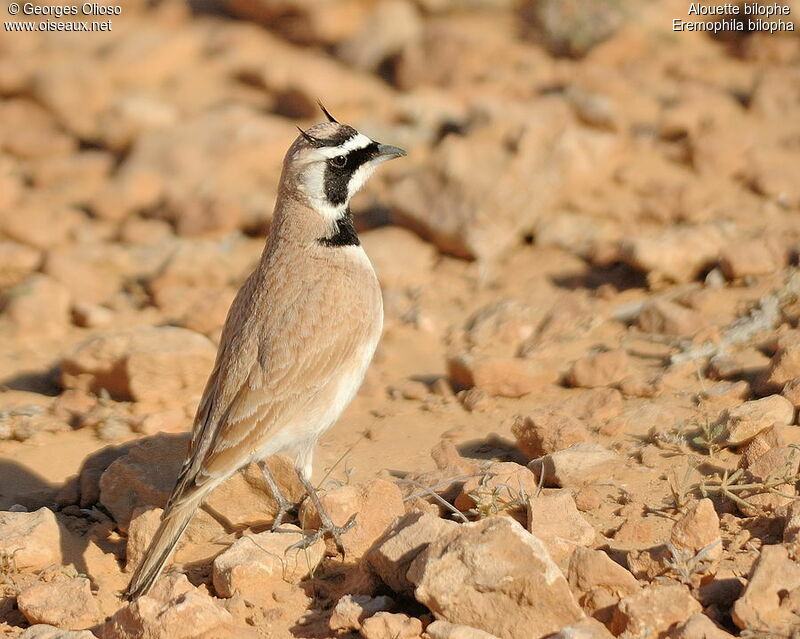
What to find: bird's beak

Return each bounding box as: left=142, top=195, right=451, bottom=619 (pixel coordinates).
left=375, top=143, right=407, bottom=160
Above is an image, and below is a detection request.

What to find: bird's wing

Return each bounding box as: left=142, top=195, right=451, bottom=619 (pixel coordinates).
left=168, top=259, right=378, bottom=506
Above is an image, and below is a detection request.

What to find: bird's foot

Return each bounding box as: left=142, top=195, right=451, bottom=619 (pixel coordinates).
left=270, top=496, right=297, bottom=532
left=287, top=514, right=356, bottom=554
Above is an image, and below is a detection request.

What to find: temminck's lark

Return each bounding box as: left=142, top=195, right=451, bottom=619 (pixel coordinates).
left=124, top=106, right=405, bottom=600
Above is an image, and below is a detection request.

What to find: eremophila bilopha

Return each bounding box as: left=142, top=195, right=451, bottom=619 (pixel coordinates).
left=124, top=105, right=405, bottom=600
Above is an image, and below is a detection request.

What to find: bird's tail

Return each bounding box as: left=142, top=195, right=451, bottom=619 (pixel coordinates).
left=122, top=495, right=202, bottom=601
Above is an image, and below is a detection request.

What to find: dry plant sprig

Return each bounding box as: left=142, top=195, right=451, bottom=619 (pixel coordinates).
left=397, top=476, right=474, bottom=524
left=697, top=451, right=800, bottom=514
left=659, top=540, right=721, bottom=587
left=465, top=474, right=532, bottom=520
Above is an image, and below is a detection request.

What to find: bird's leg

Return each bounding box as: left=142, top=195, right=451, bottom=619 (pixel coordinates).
left=290, top=474, right=356, bottom=556
left=258, top=461, right=297, bottom=532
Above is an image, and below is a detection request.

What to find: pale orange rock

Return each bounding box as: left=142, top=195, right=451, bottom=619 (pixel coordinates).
left=455, top=461, right=538, bottom=517
left=567, top=547, right=639, bottom=623
left=668, top=613, right=735, bottom=638
left=17, top=578, right=101, bottom=630
left=125, top=507, right=163, bottom=572
left=733, top=544, right=800, bottom=634
left=298, top=479, right=405, bottom=558
left=528, top=492, right=595, bottom=567
left=610, top=584, right=701, bottom=636
left=1, top=273, right=71, bottom=335
left=103, top=574, right=258, bottom=639
left=566, top=350, right=630, bottom=389
left=636, top=299, right=708, bottom=337
left=366, top=511, right=460, bottom=596
left=670, top=498, right=722, bottom=566
left=448, top=354, right=554, bottom=398
left=718, top=395, right=794, bottom=446
left=511, top=409, right=588, bottom=459
left=212, top=525, right=325, bottom=602
left=329, top=594, right=395, bottom=632
left=359, top=612, right=423, bottom=639
left=408, top=517, right=583, bottom=639
left=0, top=508, right=61, bottom=572
left=60, top=327, right=216, bottom=405
left=719, top=238, right=786, bottom=280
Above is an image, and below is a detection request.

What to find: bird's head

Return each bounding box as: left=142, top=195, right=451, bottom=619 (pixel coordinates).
left=284, top=104, right=406, bottom=220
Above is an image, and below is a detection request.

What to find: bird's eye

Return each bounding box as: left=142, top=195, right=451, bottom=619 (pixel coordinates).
left=330, top=155, right=347, bottom=168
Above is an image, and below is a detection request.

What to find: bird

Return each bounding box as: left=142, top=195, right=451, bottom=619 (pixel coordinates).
left=124, top=104, right=406, bottom=600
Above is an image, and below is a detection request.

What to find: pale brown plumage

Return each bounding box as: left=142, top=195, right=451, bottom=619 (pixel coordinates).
left=124, top=119, right=402, bottom=600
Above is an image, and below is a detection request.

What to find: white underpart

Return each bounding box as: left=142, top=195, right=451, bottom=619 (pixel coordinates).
left=252, top=246, right=382, bottom=480
left=315, top=132, right=372, bottom=158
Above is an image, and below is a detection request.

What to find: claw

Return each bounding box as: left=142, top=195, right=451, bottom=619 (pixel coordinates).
left=297, top=474, right=356, bottom=557
left=287, top=515, right=356, bottom=554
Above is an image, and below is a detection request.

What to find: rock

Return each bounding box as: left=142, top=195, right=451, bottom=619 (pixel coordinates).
left=103, top=106, right=297, bottom=234
left=670, top=499, right=722, bottom=566
left=72, top=302, right=113, bottom=329
left=74, top=443, right=130, bottom=508
left=668, top=614, right=735, bottom=638
left=636, top=299, right=708, bottom=337
left=718, top=395, right=794, bottom=446
left=527, top=492, right=595, bottom=567
left=547, top=617, right=615, bottom=638
left=99, top=433, right=303, bottom=534
left=366, top=511, right=460, bottom=596
left=60, top=327, right=217, bottom=405
left=103, top=574, right=258, bottom=639
left=454, top=461, right=539, bottom=519
left=425, top=621, right=500, bottom=639
left=407, top=517, right=583, bottom=639
left=298, top=479, right=404, bottom=558
left=43, top=243, right=135, bottom=305
left=125, top=507, right=163, bottom=572
left=566, top=350, right=630, bottom=389
left=212, top=525, right=324, bottom=602
left=430, top=440, right=481, bottom=477
left=463, top=300, right=542, bottom=359
left=618, top=225, right=728, bottom=284
left=782, top=500, right=800, bottom=542
left=337, top=0, right=422, bottom=72
left=0, top=507, right=61, bottom=572
left=389, top=107, right=587, bottom=261
left=459, top=388, right=493, bottom=412
left=719, top=239, right=786, bottom=280
left=567, top=547, right=639, bottom=624
left=0, top=241, right=40, bottom=288
left=17, top=577, right=101, bottom=630
left=360, top=227, right=437, bottom=290
left=519, top=0, right=623, bottom=57
left=1, top=273, right=71, bottom=335
left=329, top=594, right=396, bottom=632
left=511, top=410, right=588, bottom=459
left=560, top=388, right=623, bottom=422
left=610, top=584, right=701, bottom=636
left=448, top=354, right=553, bottom=398
left=359, top=612, right=423, bottom=639
left=146, top=237, right=258, bottom=336
left=784, top=375, right=800, bottom=410
left=763, top=344, right=800, bottom=392
left=19, top=626, right=96, bottom=639
left=218, top=0, right=370, bottom=44
left=732, top=544, right=800, bottom=634
left=529, top=443, right=620, bottom=488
